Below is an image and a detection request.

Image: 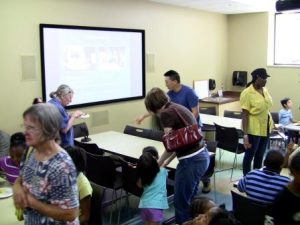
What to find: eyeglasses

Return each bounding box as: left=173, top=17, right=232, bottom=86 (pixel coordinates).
left=23, top=125, right=40, bottom=134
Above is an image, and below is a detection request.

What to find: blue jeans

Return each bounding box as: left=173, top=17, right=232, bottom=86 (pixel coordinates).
left=242, top=134, right=269, bottom=175
left=174, top=148, right=209, bottom=225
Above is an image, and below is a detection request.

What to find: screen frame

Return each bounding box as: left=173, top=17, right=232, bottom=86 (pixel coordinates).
left=40, top=23, right=146, bottom=109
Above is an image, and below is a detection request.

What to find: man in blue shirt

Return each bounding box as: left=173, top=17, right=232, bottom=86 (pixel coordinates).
left=164, top=70, right=201, bottom=127
left=237, top=150, right=290, bottom=203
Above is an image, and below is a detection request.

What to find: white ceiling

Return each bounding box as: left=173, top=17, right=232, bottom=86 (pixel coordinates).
left=148, top=0, right=277, bottom=14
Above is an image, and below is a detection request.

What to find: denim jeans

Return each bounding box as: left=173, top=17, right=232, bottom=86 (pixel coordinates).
left=242, top=134, right=269, bottom=175
left=174, top=148, right=209, bottom=225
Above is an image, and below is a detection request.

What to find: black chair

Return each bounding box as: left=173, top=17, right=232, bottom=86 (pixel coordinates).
left=123, top=125, right=164, bottom=141
left=73, top=122, right=91, bottom=142
left=223, top=110, right=242, bottom=119
left=214, top=123, right=246, bottom=181
left=231, top=189, right=270, bottom=225
left=270, top=112, right=279, bottom=124
left=199, top=107, right=217, bottom=134
left=118, top=162, right=143, bottom=221
left=89, top=182, right=104, bottom=225
left=124, top=125, right=151, bottom=138
left=74, top=140, right=104, bottom=156
left=205, top=141, right=217, bottom=201
left=269, top=112, right=287, bottom=149
left=223, top=110, right=244, bottom=138
left=85, top=152, right=122, bottom=225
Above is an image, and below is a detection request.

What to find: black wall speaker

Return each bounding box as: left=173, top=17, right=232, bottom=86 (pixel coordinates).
left=209, top=79, right=216, bottom=91
left=232, top=71, right=247, bottom=87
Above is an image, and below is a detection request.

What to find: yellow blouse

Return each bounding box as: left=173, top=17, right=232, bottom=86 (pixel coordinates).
left=240, top=84, right=273, bottom=137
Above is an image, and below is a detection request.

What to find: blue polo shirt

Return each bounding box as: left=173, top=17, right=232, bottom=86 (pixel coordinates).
left=48, top=97, right=74, bottom=146
left=167, top=85, right=201, bottom=127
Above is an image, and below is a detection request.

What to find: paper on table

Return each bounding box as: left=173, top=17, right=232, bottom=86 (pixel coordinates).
left=0, top=187, right=13, bottom=199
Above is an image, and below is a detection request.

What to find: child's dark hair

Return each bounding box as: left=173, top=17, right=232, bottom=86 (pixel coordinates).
left=137, top=152, right=160, bottom=186
left=142, top=146, right=159, bottom=160
left=190, top=196, right=215, bottom=218
left=280, top=97, right=290, bottom=108
left=65, top=145, right=87, bottom=174
left=209, top=207, right=241, bottom=225
left=32, top=97, right=43, bottom=105
left=10, top=132, right=26, bottom=149
left=289, top=151, right=300, bottom=174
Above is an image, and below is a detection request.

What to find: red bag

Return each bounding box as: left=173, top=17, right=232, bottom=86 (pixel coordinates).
left=162, top=107, right=202, bottom=152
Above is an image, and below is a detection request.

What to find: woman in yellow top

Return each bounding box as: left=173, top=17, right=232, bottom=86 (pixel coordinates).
left=240, top=68, right=273, bottom=175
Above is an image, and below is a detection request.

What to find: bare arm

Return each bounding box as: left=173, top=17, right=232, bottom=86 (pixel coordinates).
left=12, top=176, right=28, bottom=209
left=26, top=191, right=79, bottom=221
left=135, top=112, right=151, bottom=125
left=191, top=105, right=199, bottom=119
left=61, top=110, right=82, bottom=134
left=79, top=196, right=91, bottom=224
left=242, top=109, right=251, bottom=149
left=158, top=127, right=176, bottom=166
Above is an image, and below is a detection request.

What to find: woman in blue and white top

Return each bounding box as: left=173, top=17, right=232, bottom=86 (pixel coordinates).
left=13, top=103, right=79, bottom=225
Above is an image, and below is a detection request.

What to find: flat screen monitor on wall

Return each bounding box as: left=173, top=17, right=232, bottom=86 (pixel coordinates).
left=40, top=24, right=145, bottom=109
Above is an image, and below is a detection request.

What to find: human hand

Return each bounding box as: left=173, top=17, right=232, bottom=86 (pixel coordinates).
left=134, top=115, right=144, bottom=125
left=243, top=135, right=251, bottom=149
left=24, top=187, right=38, bottom=210
left=71, top=110, right=83, bottom=118
left=13, top=180, right=28, bottom=209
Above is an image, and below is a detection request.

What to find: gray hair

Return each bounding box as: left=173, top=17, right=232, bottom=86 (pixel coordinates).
left=49, top=84, right=74, bottom=98
left=23, top=103, right=61, bottom=142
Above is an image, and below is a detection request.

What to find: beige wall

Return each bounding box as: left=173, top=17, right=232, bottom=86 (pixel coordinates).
left=0, top=0, right=228, bottom=134
left=228, top=13, right=300, bottom=116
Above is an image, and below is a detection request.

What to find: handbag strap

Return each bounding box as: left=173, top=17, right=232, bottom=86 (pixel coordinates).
left=169, top=106, right=189, bottom=126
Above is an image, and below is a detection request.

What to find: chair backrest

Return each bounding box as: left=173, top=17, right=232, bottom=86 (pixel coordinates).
left=223, top=110, right=243, bottom=119
left=231, top=190, right=270, bottom=225
left=74, top=140, right=104, bottom=156
left=123, top=125, right=164, bottom=141
left=214, top=123, right=239, bottom=153
left=121, top=162, right=143, bottom=197
left=73, top=122, right=89, bottom=138
left=270, top=112, right=279, bottom=124
left=124, top=125, right=150, bottom=139
left=204, top=141, right=217, bottom=177
left=85, top=152, right=118, bottom=188
left=199, top=106, right=217, bottom=115
left=147, top=129, right=164, bottom=142
left=88, top=182, right=103, bottom=225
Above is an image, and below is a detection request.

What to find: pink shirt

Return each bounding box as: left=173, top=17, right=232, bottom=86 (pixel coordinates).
left=0, top=156, right=20, bottom=184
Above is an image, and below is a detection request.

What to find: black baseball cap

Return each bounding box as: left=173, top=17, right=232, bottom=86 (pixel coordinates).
left=251, top=68, right=270, bottom=79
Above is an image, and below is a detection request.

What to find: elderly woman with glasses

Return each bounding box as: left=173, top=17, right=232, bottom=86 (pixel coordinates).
left=13, top=103, right=79, bottom=225
left=49, top=84, right=83, bottom=147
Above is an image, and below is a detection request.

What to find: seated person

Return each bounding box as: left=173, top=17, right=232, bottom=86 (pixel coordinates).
left=183, top=196, right=216, bottom=225
left=65, top=146, right=92, bottom=225
left=237, top=150, right=291, bottom=203
left=0, top=132, right=27, bottom=184
left=32, top=97, right=43, bottom=104
left=283, top=142, right=299, bottom=168
left=279, top=97, right=299, bottom=143
left=190, top=206, right=241, bottom=225
left=265, top=151, right=300, bottom=225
